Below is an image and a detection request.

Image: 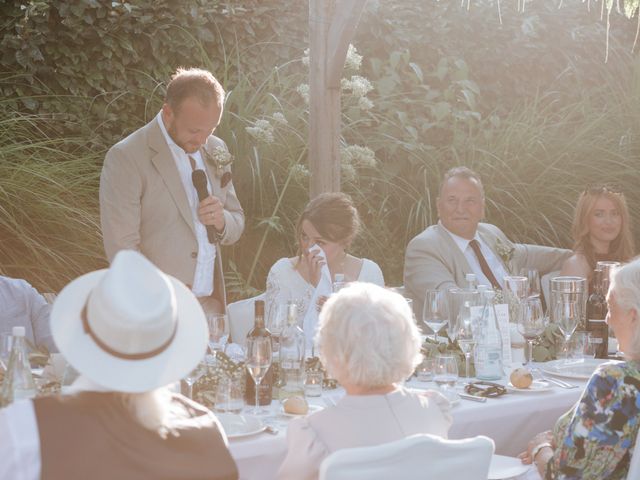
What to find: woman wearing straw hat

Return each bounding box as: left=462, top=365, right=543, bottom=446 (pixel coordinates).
left=0, top=250, right=238, bottom=480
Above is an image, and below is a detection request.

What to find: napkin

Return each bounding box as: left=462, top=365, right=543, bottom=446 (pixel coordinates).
left=302, top=244, right=332, bottom=354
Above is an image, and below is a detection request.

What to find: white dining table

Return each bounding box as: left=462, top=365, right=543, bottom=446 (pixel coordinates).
left=226, top=363, right=588, bottom=480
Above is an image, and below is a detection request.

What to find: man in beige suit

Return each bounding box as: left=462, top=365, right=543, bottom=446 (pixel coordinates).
left=404, top=167, right=570, bottom=319
left=100, top=68, right=244, bottom=313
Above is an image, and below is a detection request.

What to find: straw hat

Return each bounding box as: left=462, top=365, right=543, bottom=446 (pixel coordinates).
left=50, top=250, right=207, bottom=393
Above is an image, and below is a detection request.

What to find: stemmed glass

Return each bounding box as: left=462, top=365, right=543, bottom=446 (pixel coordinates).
left=519, top=269, right=541, bottom=298
left=455, top=302, right=476, bottom=378
left=518, top=296, right=548, bottom=366
left=423, top=290, right=449, bottom=343
left=554, top=300, right=581, bottom=363
left=266, top=304, right=288, bottom=355
left=504, top=276, right=529, bottom=325
left=245, top=336, right=273, bottom=415
left=183, top=363, right=206, bottom=400
left=434, top=355, right=459, bottom=402
left=206, top=313, right=228, bottom=365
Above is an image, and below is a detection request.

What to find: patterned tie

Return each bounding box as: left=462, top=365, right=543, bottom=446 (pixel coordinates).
left=469, top=239, right=501, bottom=290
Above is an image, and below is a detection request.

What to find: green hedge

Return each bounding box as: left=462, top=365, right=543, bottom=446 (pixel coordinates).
left=1, top=0, right=639, bottom=294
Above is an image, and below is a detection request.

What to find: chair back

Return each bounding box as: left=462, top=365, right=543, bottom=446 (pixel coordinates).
left=227, top=293, right=265, bottom=346
left=541, top=270, right=560, bottom=309
left=319, top=434, right=494, bottom=480
left=627, top=427, right=640, bottom=479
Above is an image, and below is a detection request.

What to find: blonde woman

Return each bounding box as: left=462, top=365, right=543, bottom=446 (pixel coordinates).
left=560, top=185, right=634, bottom=283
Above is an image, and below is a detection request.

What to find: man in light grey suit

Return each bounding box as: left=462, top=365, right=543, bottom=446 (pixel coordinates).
left=100, top=68, right=244, bottom=313
left=404, top=167, right=570, bottom=319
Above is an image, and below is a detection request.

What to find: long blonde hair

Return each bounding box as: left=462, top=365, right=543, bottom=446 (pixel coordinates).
left=571, top=187, right=635, bottom=270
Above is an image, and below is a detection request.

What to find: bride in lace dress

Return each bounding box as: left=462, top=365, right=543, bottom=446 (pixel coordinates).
left=265, top=192, right=384, bottom=324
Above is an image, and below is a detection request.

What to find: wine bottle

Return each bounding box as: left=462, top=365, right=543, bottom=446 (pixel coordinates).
left=279, top=304, right=306, bottom=402
left=587, top=269, right=608, bottom=359
left=245, top=300, right=274, bottom=405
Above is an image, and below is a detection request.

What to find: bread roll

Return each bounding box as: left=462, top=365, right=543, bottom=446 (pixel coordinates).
left=283, top=396, right=309, bottom=415
left=510, top=367, right=533, bottom=388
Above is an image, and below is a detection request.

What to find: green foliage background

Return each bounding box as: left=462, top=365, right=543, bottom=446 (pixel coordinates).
left=0, top=0, right=639, bottom=295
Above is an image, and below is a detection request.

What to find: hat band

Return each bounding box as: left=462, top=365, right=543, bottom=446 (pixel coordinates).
left=81, top=295, right=177, bottom=361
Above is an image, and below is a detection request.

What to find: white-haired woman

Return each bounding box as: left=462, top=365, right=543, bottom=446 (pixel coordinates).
left=277, top=282, right=451, bottom=480
left=519, top=259, right=640, bottom=479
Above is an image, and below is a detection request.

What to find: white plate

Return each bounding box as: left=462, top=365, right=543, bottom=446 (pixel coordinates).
left=217, top=413, right=266, bottom=439
left=280, top=403, right=323, bottom=417
left=488, top=454, right=531, bottom=479
left=506, top=380, right=552, bottom=393
left=540, top=358, right=611, bottom=380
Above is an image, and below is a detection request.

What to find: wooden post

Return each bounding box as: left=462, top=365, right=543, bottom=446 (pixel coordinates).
left=308, top=0, right=366, bottom=198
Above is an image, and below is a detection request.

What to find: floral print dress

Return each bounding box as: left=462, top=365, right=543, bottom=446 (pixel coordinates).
left=546, top=360, right=640, bottom=479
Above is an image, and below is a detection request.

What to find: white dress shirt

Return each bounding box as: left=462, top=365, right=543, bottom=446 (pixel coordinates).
left=0, top=276, right=56, bottom=353
left=156, top=112, right=216, bottom=297
left=441, top=224, right=509, bottom=289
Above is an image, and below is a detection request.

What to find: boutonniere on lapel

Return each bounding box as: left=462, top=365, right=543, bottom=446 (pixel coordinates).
left=203, top=145, right=234, bottom=187
left=494, top=237, right=515, bottom=272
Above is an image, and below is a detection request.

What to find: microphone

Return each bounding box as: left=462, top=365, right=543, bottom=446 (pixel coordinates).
left=191, top=169, right=217, bottom=244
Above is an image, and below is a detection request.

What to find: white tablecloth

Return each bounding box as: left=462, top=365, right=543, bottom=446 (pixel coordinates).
left=228, top=371, right=586, bottom=480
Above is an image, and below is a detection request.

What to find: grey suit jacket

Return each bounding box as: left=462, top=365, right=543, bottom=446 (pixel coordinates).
left=403, top=223, right=571, bottom=319
left=100, top=117, right=244, bottom=294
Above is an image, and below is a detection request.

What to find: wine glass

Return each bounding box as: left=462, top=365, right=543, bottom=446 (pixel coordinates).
left=504, top=276, right=529, bottom=325
left=206, top=313, right=228, bottom=365
left=520, top=269, right=541, bottom=298
left=454, top=302, right=476, bottom=378
left=245, top=336, right=273, bottom=415
left=423, top=290, right=449, bottom=343
left=266, top=304, right=287, bottom=355
left=554, top=300, right=581, bottom=363
left=183, top=363, right=205, bottom=400
left=518, top=296, right=548, bottom=366
left=434, top=355, right=459, bottom=401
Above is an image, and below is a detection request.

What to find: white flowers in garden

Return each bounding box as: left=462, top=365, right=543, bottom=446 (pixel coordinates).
left=245, top=119, right=275, bottom=144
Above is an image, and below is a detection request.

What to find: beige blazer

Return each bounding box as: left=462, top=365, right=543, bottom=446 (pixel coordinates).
left=100, top=117, right=244, bottom=293
left=403, top=222, right=571, bottom=318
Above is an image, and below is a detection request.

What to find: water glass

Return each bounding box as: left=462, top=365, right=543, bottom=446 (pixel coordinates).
left=570, top=331, right=597, bottom=360
left=433, top=355, right=459, bottom=401
left=416, top=357, right=436, bottom=382
left=183, top=363, right=206, bottom=400
left=304, top=370, right=323, bottom=397
left=214, top=375, right=244, bottom=414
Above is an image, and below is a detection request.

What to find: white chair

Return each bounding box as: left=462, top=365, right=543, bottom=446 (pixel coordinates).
left=318, top=434, right=495, bottom=480
left=627, top=428, right=640, bottom=479
left=227, top=293, right=265, bottom=346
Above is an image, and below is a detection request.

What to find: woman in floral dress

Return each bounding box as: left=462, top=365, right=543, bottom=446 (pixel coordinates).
left=519, top=258, right=640, bottom=479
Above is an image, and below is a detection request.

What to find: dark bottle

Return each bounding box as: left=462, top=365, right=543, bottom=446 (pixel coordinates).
left=244, top=300, right=274, bottom=405
left=587, top=269, right=609, bottom=359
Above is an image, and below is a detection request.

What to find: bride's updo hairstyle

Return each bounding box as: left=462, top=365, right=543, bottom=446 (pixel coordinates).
left=295, top=192, right=361, bottom=251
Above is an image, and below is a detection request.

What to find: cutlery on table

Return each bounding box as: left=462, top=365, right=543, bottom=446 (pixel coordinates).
left=531, top=368, right=578, bottom=389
